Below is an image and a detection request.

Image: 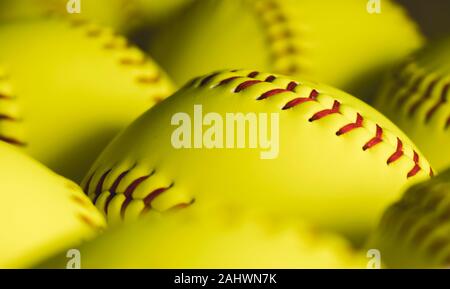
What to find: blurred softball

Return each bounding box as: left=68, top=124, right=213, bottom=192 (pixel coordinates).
left=368, top=167, right=450, bottom=268
left=40, top=205, right=366, bottom=268
left=147, top=0, right=424, bottom=99
left=373, top=37, right=450, bottom=172
left=0, top=0, right=193, bottom=33
left=0, top=141, right=105, bottom=268
left=83, top=69, right=431, bottom=243
left=0, top=17, right=173, bottom=181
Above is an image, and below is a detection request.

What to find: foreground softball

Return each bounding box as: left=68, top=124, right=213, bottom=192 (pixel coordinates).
left=373, top=37, right=450, bottom=171
left=368, top=168, right=450, bottom=268
left=40, top=205, right=366, bottom=268
left=0, top=141, right=105, bottom=268
left=83, top=69, right=431, bottom=243
left=148, top=0, right=424, bottom=99
left=0, top=17, right=173, bottom=181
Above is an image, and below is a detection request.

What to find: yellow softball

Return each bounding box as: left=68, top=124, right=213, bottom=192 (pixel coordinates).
left=148, top=0, right=424, bottom=99
left=0, top=0, right=193, bottom=33
left=40, top=205, right=366, bottom=268
left=82, top=69, right=431, bottom=244
left=368, top=168, right=450, bottom=268
left=0, top=17, right=173, bottom=181
left=373, top=37, right=450, bottom=172
left=0, top=141, right=105, bottom=268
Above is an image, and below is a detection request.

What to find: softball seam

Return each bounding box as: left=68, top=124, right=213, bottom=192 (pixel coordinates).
left=0, top=73, right=26, bottom=146
left=388, top=61, right=450, bottom=130
left=200, top=70, right=432, bottom=179
left=84, top=166, right=194, bottom=219
left=252, top=0, right=302, bottom=75
left=377, top=184, right=450, bottom=266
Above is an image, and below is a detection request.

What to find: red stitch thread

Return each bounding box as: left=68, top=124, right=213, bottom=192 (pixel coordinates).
left=407, top=152, right=422, bottom=178
left=77, top=213, right=101, bottom=230
left=254, top=0, right=299, bottom=75
left=336, top=114, right=363, bottom=136
left=109, top=170, right=131, bottom=193
left=387, top=138, right=404, bottom=165
left=0, top=114, right=16, bottom=121
left=425, top=83, right=449, bottom=123
left=265, top=75, right=276, bottom=82
left=363, top=125, right=383, bottom=151
left=408, top=79, right=439, bottom=117
left=234, top=80, right=262, bottom=92
left=139, top=186, right=172, bottom=216
left=396, top=75, right=423, bottom=108
left=93, top=169, right=111, bottom=204
left=309, top=101, right=341, bottom=122
left=268, top=29, right=293, bottom=42
left=247, top=71, right=259, bottom=78
left=136, top=74, right=160, bottom=84
left=118, top=175, right=151, bottom=217
left=84, top=173, right=94, bottom=194
left=282, top=89, right=318, bottom=110
left=200, top=72, right=220, bottom=86
left=0, top=135, right=26, bottom=146
left=286, top=81, right=298, bottom=91
left=217, top=76, right=242, bottom=86
left=167, top=199, right=196, bottom=211
left=0, top=93, right=13, bottom=99
left=258, top=89, right=290, bottom=100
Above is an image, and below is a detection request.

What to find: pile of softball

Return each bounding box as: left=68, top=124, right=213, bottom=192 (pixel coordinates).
left=0, top=0, right=449, bottom=269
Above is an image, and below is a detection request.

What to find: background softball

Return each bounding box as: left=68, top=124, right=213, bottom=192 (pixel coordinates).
left=0, top=17, right=173, bottom=181
left=368, top=168, right=450, bottom=268
left=147, top=0, right=424, bottom=100
left=40, top=205, right=366, bottom=268
left=83, top=69, right=431, bottom=244
left=0, top=141, right=105, bottom=268
left=0, top=0, right=194, bottom=34
left=373, top=37, right=450, bottom=172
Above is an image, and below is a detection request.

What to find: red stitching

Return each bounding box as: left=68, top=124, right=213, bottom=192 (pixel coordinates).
left=118, top=175, right=152, bottom=217
left=336, top=113, right=363, bottom=136
left=363, top=125, right=383, bottom=151
left=282, top=89, right=318, bottom=110
left=408, top=78, right=439, bottom=117
left=286, top=81, right=298, bottom=91
left=0, top=135, right=26, bottom=146
left=200, top=72, right=220, bottom=86
left=396, top=75, right=424, bottom=109
left=387, top=138, right=404, bottom=165
left=166, top=199, right=196, bottom=212
left=93, top=169, right=111, bottom=204
left=426, top=83, right=449, bottom=123
left=77, top=213, right=102, bottom=230
left=0, top=93, right=13, bottom=99
left=136, top=73, right=160, bottom=84
left=197, top=71, right=430, bottom=179
left=234, top=80, right=262, bottom=92
left=265, top=75, right=276, bottom=82
left=309, top=100, right=341, bottom=122
left=254, top=0, right=300, bottom=75
left=0, top=114, right=16, bottom=121
left=87, top=168, right=192, bottom=219
left=407, top=152, right=422, bottom=178
left=217, top=76, right=242, bottom=86
left=258, top=89, right=290, bottom=100
left=84, top=173, right=94, bottom=194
